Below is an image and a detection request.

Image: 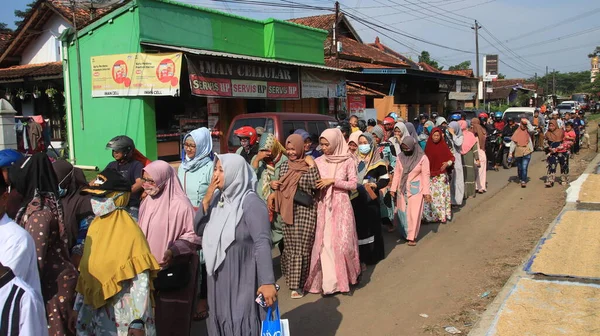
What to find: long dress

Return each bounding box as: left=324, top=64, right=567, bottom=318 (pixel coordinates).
left=423, top=172, right=452, bottom=223
left=355, top=165, right=387, bottom=265
left=462, top=145, right=479, bottom=199
left=195, top=193, right=274, bottom=336
left=391, top=156, right=431, bottom=242
left=450, top=135, right=464, bottom=206
left=255, top=156, right=288, bottom=247
left=279, top=162, right=320, bottom=291
left=304, top=158, right=360, bottom=295
left=476, top=143, right=487, bottom=192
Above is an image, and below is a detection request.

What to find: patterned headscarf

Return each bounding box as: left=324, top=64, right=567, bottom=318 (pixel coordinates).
left=258, top=133, right=286, bottom=200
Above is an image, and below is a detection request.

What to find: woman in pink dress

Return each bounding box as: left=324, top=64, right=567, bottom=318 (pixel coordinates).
left=304, top=128, right=360, bottom=295
left=391, top=137, right=431, bottom=246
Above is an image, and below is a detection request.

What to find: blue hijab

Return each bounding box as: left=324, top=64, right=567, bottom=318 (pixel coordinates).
left=181, top=127, right=213, bottom=172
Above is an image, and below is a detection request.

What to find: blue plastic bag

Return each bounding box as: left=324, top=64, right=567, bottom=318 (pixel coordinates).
left=261, top=302, right=289, bottom=336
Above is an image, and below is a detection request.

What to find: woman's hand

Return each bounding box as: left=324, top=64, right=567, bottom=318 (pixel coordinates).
left=440, top=162, right=448, bottom=171
left=424, top=195, right=433, bottom=203
left=159, top=249, right=173, bottom=268
left=267, top=194, right=276, bottom=212
left=390, top=191, right=396, bottom=199
left=305, top=156, right=316, bottom=167
left=257, top=284, right=278, bottom=307
left=270, top=181, right=281, bottom=190
left=257, top=150, right=270, bottom=161
left=448, top=127, right=455, bottom=135
left=202, top=174, right=220, bottom=212
left=68, top=311, right=78, bottom=334
left=316, top=178, right=334, bottom=189
left=475, top=159, right=481, bottom=168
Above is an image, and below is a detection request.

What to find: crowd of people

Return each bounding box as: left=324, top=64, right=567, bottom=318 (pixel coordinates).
left=0, top=106, right=586, bottom=336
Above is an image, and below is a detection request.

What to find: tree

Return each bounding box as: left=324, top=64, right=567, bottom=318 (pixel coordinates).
left=588, top=46, right=600, bottom=58
left=14, top=1, right=36, bottom=28
left=418, top=51, right=443, bottom=70
left=0, top=22, right=12, bottom=32
left=529, top=71, right=591, bottom=96
left=497, top=73, right=506, bottom=80
left=448, top=60, right=471, bottom=71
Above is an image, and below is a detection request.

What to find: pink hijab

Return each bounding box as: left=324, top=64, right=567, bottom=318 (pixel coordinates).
left=459, top=120, right=477, bottom=155
left=138, top=160, right=201, bottom=262
left=320, top=128, right=352, bottom=165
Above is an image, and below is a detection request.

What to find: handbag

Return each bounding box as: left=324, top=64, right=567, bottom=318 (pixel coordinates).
left=293, top=189, right=313, bottom=207
left=261, top=302, right=290, bottom=336
left=153, top=255, right=191, bottom=292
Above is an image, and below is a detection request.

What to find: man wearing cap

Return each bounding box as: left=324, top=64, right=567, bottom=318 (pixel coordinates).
left=383, top=117, right=395, bottom=141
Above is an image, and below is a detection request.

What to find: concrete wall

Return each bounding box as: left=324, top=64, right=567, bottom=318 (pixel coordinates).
left=21, top=16, right=70, bottom=65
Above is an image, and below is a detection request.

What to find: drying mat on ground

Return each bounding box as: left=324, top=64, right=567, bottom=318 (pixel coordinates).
left=578, top=174, right=600, bottom=203
left=487, top=278, right=600, bottom=336
left=524, top=210, right=600, bottom=280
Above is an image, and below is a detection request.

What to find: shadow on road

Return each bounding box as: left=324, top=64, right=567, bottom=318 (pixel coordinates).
left=281, top=296, right=342, bottom=336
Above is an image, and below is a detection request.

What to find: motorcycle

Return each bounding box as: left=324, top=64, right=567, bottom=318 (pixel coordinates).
left=485, top=129, right=501, bottom=166
left=502, top=136, right=513, bottom=169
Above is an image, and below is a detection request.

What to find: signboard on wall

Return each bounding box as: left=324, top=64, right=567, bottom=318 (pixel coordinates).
left=347, top=95, right=366, bottom=119
left=301, top=70, right=346, bottom=98
left=91, top=53, right=182, bottom=97
left=186, top=55, right=300, bottom=99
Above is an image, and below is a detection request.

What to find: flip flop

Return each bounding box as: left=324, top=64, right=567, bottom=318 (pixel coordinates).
left=193, top=310, right=209, bottom=321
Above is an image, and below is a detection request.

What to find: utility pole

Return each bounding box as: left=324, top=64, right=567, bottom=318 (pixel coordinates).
left=545, top=66, right=549, bottom=101
left=334, top=1, right=340, bottom=67
left=472, top=20, right=482, bottom=108
left=553, top=69, right=556, bottom=96
left=534, top=72, right=538, bottom=107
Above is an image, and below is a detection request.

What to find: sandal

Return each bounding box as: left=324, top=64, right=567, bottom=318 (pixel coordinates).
left=193, top=310, right=209, bottom=321
left=291, top=290, right=304, bottom=299
left=407, top=241, right=417, bottom=246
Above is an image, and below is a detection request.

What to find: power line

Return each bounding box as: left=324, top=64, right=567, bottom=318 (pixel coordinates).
left=477, top=34, right=535, bottom=77
left=480, top=26, right=542, bottom=72
left=391, top=0, right=496, bottom=23
left=510, top=25, right=600, bottom=51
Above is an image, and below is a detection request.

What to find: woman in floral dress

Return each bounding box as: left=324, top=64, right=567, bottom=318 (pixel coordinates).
left=304, top=128, right=360, bottom=295
left=423, top=128, right=455, bottom=223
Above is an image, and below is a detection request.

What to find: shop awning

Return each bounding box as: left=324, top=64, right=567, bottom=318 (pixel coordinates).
left=141, top=42, right=358, bottom=73
left=448, top=92, right=476, bottom=101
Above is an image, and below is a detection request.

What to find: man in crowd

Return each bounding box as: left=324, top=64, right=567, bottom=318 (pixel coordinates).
left=234, top=126, right=259, bottom=164
left=532, top=109, right=546, bottom=150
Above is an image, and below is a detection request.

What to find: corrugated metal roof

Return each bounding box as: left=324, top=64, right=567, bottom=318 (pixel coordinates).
left=141, top=42, right=358, bottom=73
left=448, top=92, right=476, bottom=101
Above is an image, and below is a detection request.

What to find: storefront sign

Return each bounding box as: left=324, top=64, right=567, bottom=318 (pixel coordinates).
left=347, top=95, right=366, bottom=119
left=91, top=53, right=182, bottom=97
left=301, top=71, right=346, bottom=98
left=186, top=55, right=299, bottom=99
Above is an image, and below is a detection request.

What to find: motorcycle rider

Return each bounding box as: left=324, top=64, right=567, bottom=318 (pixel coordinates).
left=493, top=112, right=505, bottom=132
left=532, top=108, right=546, bottom=151
left=503, top=118, right=518, bottom=137
left=234, top=126, right=259, bottom=164
left=383, top=117, right=396, bottom=141
left=572, top=112, right=585, bottom=154
left=431, top=112, right=439, bottom=123
left=367, top=118, right=377, bottom=132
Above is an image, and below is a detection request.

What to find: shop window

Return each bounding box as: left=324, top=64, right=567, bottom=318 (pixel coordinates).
left=307, top=121, right=328, bottom=141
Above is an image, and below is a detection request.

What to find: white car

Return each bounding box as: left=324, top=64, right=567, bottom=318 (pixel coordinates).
left=502, top=107, right=536, bottom=122
left=556, top=101, right=577, bottom=115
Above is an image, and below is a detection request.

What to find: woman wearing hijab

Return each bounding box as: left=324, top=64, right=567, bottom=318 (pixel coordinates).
left=268, top=134, right=320, bottom=299
left=423, top=128, right=455, bottom=223
left=471, top=118, right=488, bottom=193
left=52, top=160, right=94, bottom=268
left=508, top=118, right=535, bottom=188
left=74, top=168, right=160, bottom=336
left=405, top=122, right=419, bottom=141
left=347, top=130, right=362, bottom=157
left=304, top=128, right=360, bottom=295
left=418, top=121, right=434, bottom=149
left=10, top=153, right=78, bottom=336
left=448, top=121, right=465, bottom=206
left=194, top=154, right=277, bottom=336
left=355, top=132, right=387, bottom=269
left=252, top=132, right=288, bottom=251
left=459, top=120, right=480, bottom=199
left=177, top=127, right=213, bottom=321
left=138, top=160, right=202, bottom=335
left=372, top=125, right=396, bottom=231
left=390, top=137, right=431, bottom=246
left=544, top=120, right=568, bottom=187
left=392, top=122, right=408, bottom=157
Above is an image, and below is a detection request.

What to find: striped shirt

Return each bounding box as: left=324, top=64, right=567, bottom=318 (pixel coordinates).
left=0, top=270, right=47, bottom=336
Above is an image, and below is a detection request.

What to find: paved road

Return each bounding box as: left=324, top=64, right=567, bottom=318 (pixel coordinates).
left=192, top=145, right=596, bottom=336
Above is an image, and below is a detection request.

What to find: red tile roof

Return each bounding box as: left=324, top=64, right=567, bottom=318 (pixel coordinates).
left=418, top=62, right=442, bottom=73
left=49, top=0, right=119, bottom=28
left=0, top=33, right=12, bottom=52
left=0, top=61, right=62, bottom=81
left=326, top=36, right=408, bottom=67
left=288, top=13, right=362, bottom=43
left=325, top=58, right=396, bottom=69
left=347, top=83, right=386, bottom=97
left=442, top=69, right=474, bottom=78
left=369, top=36, right=419, bottom=69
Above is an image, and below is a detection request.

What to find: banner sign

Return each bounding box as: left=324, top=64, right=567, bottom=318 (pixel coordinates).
left=347, top=95, right=366, bottom=119
left=186, top=55, right=299, bottom=99
left=301, top=70, right=346, bottom=98
left=91, top=53, right=182, bottom=97
left=484, top=54, right=499, bottom=76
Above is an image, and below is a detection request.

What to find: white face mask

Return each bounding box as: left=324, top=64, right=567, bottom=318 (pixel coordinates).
left=90, top=193, right=125, bottom=217
left=358, top=144, right=371, bottom=155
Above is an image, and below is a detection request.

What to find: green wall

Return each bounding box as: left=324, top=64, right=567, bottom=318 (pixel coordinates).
left=265, top=19, right=327, bottom=64
left=64, top=5, right=157, bottom=169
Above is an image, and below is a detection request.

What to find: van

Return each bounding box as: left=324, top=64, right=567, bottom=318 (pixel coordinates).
left=502, top=107, right=536, bottom=122
left=225, top=113, right=338, bottom=153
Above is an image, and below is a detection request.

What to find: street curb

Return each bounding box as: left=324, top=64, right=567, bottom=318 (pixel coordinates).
left=468, top=152, right=600, bottom=336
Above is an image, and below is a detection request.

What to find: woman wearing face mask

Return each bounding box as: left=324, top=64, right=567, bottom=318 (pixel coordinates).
left=390, top=137, right=431, bottom=246
left=177, top=127, right=213, bottom=321
left=194, top=154, right=277, bottom=336
left=74, top=168, right=160, bottom=336
left=423, top=128, right=454, bottom=223
left=138, top=160, right=201, bottom=335
left=371, top=125, right=395, bottom=232
left=9, top=153, right=79, bottom=336
left=304, top=128, right=360, bottom=295
left=354, top=133, right=387, bottom=269
left=52, top=160, right=94, bottom=268
left=252, top=133, right=288, bottom=252
left=267, top=134, right=320, bottom=299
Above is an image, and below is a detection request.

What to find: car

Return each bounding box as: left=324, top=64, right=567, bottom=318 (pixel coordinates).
left=502, top=107, right=536, bottom=122
left=556, top=101, right=577, bottom=115
left=225, top=112, right=338, bottom=153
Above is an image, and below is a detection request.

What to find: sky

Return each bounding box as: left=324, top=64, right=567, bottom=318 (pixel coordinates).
left=1, top=0, right=598, bottom=79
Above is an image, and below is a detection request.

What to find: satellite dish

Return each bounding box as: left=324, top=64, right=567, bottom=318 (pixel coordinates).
left=53, top=0, right=125, bottom=9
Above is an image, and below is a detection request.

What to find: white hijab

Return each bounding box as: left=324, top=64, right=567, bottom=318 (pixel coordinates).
left=202, top=154, right=258, bottom=276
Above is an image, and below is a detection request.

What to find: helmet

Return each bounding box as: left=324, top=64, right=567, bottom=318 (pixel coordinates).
left=450, top=113, right=461, bottom=121
left=234, top=126, right=258, bottom=145
left=383, top=117, right=395, bottom=125
left=0, top=149, right=23, bottom=168
left=432, top=112, right=438, bottom=118
left=106, top=135, right=135, bottom=156
left=478, top=112, right=489, bottom=119
left=507, top=117, right=514, bottom=122
left=494, top=111, right=503, bottom=119
left=419, top=113, right=426, bottom=119
left=357, top=119, right=367, bottom=132
left=338, top=121, right=351, bottom=135
left=387, top=112, right=398, bottom=121
left=367, top=118, right=377, bottom=127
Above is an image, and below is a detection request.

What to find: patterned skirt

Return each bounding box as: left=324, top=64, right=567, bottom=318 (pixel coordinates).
left=423, top=173, right=452, bottom=223
left=281, top=203, right=317, bottom=290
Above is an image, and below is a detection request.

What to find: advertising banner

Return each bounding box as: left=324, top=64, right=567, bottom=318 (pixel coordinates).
left=301, top=70, right=346, bottom=98
left=91, top=53, right=182, bottom=97
left=347, top=95, right=366, bottom=119
left=484, top=54, right=499, bottom=76
left=186, top=55, right=300, bottom=99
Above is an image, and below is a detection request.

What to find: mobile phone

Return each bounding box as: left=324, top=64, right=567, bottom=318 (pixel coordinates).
left=255, top=284, right=280, bottom=307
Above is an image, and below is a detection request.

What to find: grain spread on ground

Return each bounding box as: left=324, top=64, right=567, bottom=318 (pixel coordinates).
left=578, top=174, right=600, bottom=203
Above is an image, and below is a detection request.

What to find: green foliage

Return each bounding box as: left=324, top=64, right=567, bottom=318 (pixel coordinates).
left=448, top=60, right=471, bottom=71
left=589, top=46, right=600, bottom=58
left=489, top=102, right=511, bottom=113
left=418, top=51, right=443, bottom=70
left=0, top=22, right=11, bottom=32
left=497, top=73, right=506, bottom=80
left=14, top=1, right=35, bottom=27
left=529, top=70, right=592, bottom=96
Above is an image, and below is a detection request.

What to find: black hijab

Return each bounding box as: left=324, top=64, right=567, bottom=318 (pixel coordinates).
left=53, top=159, right=93, bottom=249
left=9, top=153, right=59, bottom=208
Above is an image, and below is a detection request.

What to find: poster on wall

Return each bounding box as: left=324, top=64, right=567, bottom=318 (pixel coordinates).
left=91, top=53, right=182, bottom=97
left=186, top=55, right=300, bottom=99
left=347, top=95, right=366, bottom=119
left=301, top=70, right=346, bottom=98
